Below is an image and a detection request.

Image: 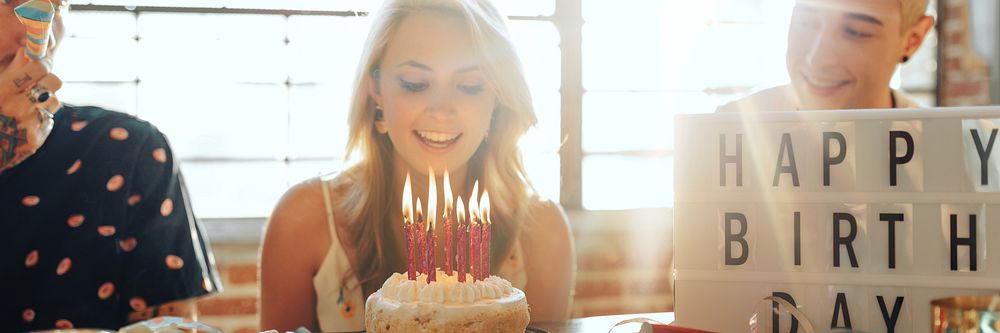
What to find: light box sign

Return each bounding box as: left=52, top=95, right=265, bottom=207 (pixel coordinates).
left=673, top=107, right=1000, bottom=333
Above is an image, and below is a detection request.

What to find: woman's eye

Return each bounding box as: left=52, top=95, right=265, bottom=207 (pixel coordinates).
left=458, top=83, right=484, bottom=95
left=399, top=78, right=428, bottom=93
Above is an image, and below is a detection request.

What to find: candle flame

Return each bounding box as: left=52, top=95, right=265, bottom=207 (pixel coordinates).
left=456, top=196, right=466, bottom=226
left=415, top=197, right=424, bottom=224
left=443, top=169, right=453, bottom=218
left=469, top=181, right=480, bottom=225
left=480, top=191, right=490, bottom=225
left=402, top=173, right=412, bottom=225
left=428, top=166, right=436, bottom=231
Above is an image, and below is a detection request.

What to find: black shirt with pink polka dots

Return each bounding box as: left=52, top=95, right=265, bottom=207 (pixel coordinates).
left=0, top=105, right=222, bottom=331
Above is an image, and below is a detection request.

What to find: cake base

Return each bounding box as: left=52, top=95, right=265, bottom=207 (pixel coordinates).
left=364, top=284, right=529, bottom=333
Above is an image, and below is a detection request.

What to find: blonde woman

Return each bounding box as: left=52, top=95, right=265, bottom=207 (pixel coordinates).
left=259, top=0, right=575, bottom=331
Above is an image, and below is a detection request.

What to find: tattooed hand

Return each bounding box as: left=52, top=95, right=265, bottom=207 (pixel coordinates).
left=0, top=47, right=62, bottom=173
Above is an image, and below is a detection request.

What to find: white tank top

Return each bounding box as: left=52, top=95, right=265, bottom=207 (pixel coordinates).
left=312, top=176, right=529, bottom=332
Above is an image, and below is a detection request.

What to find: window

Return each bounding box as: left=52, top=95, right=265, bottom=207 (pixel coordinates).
left=61, top=1, right=561, bottom=218
left=579, top=0, right=938, bottom=210
left=61, top=0, right=937, bottom=217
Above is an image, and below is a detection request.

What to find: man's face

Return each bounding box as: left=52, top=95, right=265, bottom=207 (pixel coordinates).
left=786, top=0, right=905, bottom=110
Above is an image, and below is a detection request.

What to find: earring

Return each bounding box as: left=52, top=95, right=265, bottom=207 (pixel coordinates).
left=374, top=105, right=388, bottom=134
left=901, top=55, right=910, bottom=63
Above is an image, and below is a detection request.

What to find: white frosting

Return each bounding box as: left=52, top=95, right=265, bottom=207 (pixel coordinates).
left=378, top=270, right=515, bottom=304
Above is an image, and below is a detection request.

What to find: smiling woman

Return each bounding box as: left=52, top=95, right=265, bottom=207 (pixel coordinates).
left=258, top=0, right=573, bottom=332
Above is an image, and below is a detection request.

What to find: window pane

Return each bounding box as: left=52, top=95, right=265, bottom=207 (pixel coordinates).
left=181, top=161, right=287, bottom=218
left=287, top=15, right=370, bottom=85
left=583, top=155, right=673, bottom=210
left=524, top=152, right=559, bottom=202
left=57, top=38, right=137, bottom=82
left=137, top=13, right=287, bottom=83
left=583, top=3, right=790, bottom=92
left=509, top=21, right=561, bottom=154
left=62, top=11, right=137, bottom=38
left=60, top=82, right=137, bottom=115
left=289, top=85, right=351, bottom=159
left=495, top=0, right=554, bottom=17
left=509, top=21, right=560, bottom=92
left=287, top=160, right=345, bottom=186
left=138, top=82, right=288, bottom=159
left=583, top=92, right=727, bottom=153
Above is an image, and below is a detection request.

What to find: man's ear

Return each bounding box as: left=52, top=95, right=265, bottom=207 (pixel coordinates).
left=902, top=15, right=935, bottom=59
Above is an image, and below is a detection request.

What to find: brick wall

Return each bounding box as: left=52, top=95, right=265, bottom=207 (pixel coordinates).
left=938, top=0, right=994, bottom=106
left=196, top=208, right=675, bottom=331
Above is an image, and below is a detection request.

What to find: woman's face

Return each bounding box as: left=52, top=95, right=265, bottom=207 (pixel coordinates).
left=785, top=0, right=904, bottom=110
left=373, top=10, right=496, bottom=176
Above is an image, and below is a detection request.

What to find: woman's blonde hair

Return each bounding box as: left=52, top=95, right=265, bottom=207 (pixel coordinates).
left=335, top=0, right=538, bottom=296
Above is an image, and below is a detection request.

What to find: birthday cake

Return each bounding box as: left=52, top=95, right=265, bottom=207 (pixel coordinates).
left=364, top=270, right=530, bottom=333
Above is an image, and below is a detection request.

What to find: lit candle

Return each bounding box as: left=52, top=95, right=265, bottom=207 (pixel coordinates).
left=469, top=181, right=481, bottom=281
left=480, top=191, right=491, bottom=280
left=403, top=173, right=416, bottom=280
left=456, top=196, right=468, bottom=283
left=426, top=166, right=437, bottom=283
left=415, top=197, right=425, bottom=280
left=443, top=170, right=454, bottom=276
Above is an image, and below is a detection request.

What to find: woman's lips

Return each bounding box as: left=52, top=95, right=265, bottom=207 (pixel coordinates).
left=414, top=130, right=462, bottom=151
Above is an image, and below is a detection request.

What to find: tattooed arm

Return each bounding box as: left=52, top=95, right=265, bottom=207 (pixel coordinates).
left=0, top=47, right=62, bottom=174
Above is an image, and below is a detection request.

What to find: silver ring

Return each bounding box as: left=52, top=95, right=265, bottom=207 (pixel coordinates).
left=38, top=106, right=54, bottom=121
left=28, top=86, right=51, bottom=104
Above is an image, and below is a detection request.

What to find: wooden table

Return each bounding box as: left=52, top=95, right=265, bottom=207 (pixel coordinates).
left=529, top=312, right=675, bottom=333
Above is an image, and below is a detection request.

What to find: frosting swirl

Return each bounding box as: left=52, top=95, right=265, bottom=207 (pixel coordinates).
left=379, top=270, right=514, bottom=304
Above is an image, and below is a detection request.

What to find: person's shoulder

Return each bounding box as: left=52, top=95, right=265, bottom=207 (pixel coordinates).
left=262, top=176, right=339, bottom=262
left=270, top=177, right=330, bottom=227
left=524, top=196, right=571, bottom=236
left=60, top=104, right=164, bottom=144
left=715, top=85, right=798, bottom=113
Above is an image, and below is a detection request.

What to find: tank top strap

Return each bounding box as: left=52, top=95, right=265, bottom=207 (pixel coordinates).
left=319, top=176, right=341, bottom=249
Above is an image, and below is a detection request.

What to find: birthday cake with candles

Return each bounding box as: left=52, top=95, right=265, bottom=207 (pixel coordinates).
left=364, top=171, right=530, bottom=332
left=364, top=271, right=529, bottom=333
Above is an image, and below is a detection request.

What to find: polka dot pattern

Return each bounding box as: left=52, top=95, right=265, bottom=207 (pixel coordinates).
left=128, top=194, right=142, bottom=206
left=165, top=255, right=184, bottom=270
left=119, top=237, right=137, bottom=252
left=97, top=226, right=116, bottom=237
left=97, top=282, right=115, bottom=300
left=54, top=319, right=73, bottom=329
left=67, top=214, right=84, bottom=228
left=129, top=297, right=147, bottom=312
left=152, top=148, right=167, bottom=163
left=70, top=120, right=87, bottom=131
left=4, top=106, right=219, bottom=330
left=25, top=250, right=38, bottom=268
left=106, top=175, right=124, bottom=192
left=109, top=127, right=129, bottom=141
left=56, top=258, right=72, bottom=276
left=160, top=199, right=174, bottom=217
left=22, top=309, right=34, bottom=323
left=21, top=195, right=39, bottom=207
left=66, top=160, right=81, bottom=175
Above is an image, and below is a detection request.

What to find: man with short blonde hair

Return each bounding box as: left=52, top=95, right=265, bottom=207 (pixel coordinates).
left=718, top=0, right=935, bottom=112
